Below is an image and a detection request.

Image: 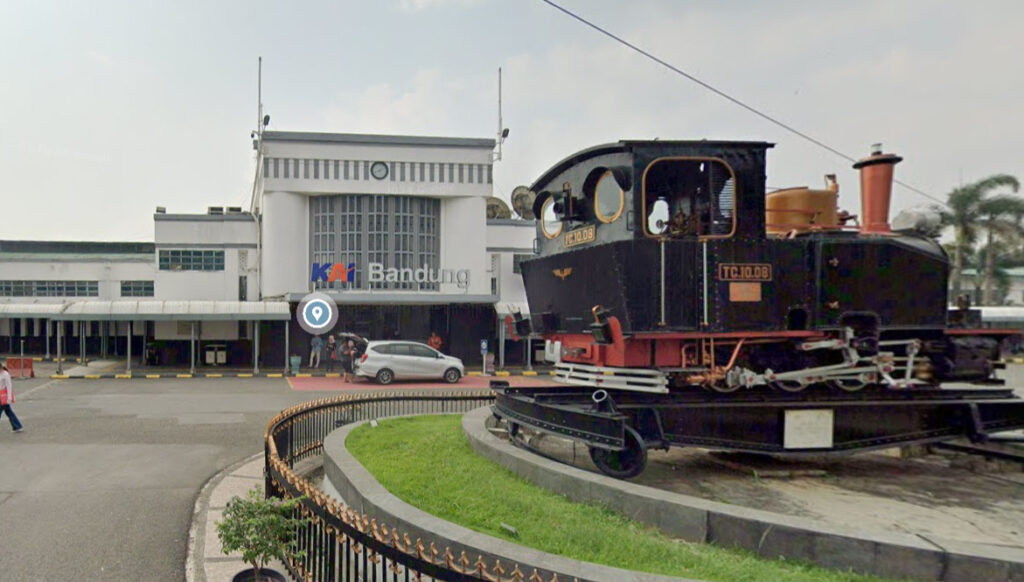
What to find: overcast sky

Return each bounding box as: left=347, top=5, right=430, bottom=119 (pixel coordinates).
left=2, top=0, right=1022, bottom=241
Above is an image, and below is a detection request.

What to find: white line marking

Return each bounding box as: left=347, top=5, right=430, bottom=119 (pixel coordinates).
left=20, top=378, right=64, bottom=399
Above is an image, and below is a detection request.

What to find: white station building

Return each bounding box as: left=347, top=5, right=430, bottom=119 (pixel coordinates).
left=0, top=131, right=536, bottom=371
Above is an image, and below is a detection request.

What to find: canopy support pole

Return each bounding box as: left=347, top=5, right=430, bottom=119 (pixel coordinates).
left=253, top=321, right=260, bottom=376
left=57, top=322, right=63, bottom=374
left=283, top=320, right=289, bottom=375
left=190, top=322, right=196, bottom=375
left=498, top=314, right=506, bottom=370
left=126, top=321, right=132, bottom=375
left=45, top=319, right=51, bottom=360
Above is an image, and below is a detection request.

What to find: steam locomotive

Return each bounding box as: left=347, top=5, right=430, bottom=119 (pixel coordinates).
left=515, top=139, right=1007, bottom=393
left=493, top=139, right=1024, bottom=478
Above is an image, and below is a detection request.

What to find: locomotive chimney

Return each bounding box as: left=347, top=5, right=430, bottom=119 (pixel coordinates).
left=853, top=143, right=902, bottom=234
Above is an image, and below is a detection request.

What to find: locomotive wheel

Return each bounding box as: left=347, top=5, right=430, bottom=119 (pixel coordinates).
left=588, top=426, right=647, bottom=479
left=772, top=379, right=808, bottom=393
left=708, top=381, right=741, bottom=394
left=828, top=378, right=868, bottom=392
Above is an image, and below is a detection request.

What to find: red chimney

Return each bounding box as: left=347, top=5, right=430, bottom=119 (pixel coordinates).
left=853, top=143, right=902, bottom=234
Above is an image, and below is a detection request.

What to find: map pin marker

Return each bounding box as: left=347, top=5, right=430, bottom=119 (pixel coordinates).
left=312, top=305, right=324, bottom=321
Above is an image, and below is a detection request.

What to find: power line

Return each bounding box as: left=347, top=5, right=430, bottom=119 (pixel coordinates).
left=537, top=0, right=945, bottom=206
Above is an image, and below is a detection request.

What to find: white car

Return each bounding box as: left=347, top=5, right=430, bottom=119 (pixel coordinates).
left=355, top=340, right=464, bottom=384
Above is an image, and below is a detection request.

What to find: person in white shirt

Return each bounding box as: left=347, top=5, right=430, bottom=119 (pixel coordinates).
left=0, top=361, right=24, bottom=433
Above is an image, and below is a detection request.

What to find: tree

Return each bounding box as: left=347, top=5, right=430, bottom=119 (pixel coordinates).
left=976, top=197, right=1024, bottom=304
left=941, top=174, right=1021, bottom=301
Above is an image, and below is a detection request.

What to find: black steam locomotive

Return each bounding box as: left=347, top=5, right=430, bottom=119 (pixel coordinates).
left=493, top=140, right=1024, bottom=478
left=517, top=139, right=1005, bottom=393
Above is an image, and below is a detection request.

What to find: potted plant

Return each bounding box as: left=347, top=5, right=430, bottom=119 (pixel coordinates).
left=216, top=487, right=307, bottom=582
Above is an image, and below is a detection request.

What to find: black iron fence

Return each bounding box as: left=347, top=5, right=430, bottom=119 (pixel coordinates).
left=265, top=391, right=567, bottom=582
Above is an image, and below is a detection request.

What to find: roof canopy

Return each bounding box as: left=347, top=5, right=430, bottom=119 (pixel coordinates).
left=0, top=303, right=68, bottom=318
left=5, top=300, right=295, bottom=321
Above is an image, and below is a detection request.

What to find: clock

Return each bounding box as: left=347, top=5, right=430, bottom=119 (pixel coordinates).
left=370, top=161, right=389, bottom=180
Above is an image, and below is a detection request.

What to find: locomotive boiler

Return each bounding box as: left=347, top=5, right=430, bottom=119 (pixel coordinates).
left=493, top=139, right=1024, bottom=478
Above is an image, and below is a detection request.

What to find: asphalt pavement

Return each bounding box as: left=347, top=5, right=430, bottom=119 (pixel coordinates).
left=0, top=361, right=315, bottom=582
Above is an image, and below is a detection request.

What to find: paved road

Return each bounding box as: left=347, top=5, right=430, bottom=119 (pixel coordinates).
left=0, top=367, right=318, bottom=582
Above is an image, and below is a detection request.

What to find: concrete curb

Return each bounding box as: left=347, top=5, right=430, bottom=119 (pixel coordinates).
left=461, top=407, right=1024, bottom=582
left=324, top=415, right=703, bottom=582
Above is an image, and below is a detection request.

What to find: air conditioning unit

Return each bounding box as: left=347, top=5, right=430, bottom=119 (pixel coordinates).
left=226, top=206, right=243, bottom=214
left=208, top=206, right=224, bottom=215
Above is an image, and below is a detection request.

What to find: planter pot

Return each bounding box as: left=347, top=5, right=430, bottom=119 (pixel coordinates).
left=231, top=567, right=287, bottom=582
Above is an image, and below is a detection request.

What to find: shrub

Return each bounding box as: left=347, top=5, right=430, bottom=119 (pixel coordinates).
left=216, top=487, right=307, bottom=581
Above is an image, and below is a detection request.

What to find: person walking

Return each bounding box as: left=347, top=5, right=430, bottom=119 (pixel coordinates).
left=340, top=339, right=355, bottom=383
left=428, top=331, right=443, bottom=352
left=309, top=334, right=324, bottom=369
left=325, top=335, right=337, bottom=372
left=0, top=360, right=24, bottom=433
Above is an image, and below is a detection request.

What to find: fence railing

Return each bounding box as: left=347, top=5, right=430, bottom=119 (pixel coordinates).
left=265, top=390, right=570, bottom=582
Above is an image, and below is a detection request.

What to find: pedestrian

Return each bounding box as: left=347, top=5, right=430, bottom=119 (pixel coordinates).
left=0, top=360, right=24, bottom=433
left=309, top=334, right=324, bottom=369
left=325, top=335, right=337, bottom=372
left=341, top=339, right=355, bottom=383
left=428, top=331, right=443, bottom=352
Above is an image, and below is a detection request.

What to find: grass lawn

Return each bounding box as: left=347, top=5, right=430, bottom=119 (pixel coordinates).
left=346, top=415, right=903, bottom=582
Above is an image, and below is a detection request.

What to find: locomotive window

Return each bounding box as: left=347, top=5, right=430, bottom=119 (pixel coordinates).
left=642, top=157, right=737, bottom=238
left=540, top=197, right=563, bottom=239
left=594, top=170, right=624, bottom=223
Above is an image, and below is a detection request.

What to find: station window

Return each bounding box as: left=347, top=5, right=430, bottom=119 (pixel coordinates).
left=512, top=254, right=532, bottom=274
left=158, top=250, right=225, bottom=271
left=0, top=280, right=98, bottom=297
left=121, top=280, right=154, bottom=297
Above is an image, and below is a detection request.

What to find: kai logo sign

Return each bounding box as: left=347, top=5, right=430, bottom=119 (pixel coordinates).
left=369, top=263, right=471, bottom=289
left=310, top=262, right=356, bottom=283
left=310, top=261, right=471, bottom=290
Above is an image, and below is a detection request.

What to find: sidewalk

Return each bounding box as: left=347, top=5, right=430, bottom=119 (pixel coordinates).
left=186, top=454, right=291, bottom=582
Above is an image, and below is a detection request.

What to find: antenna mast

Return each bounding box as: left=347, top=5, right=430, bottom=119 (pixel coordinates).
left=495, top=67, right=506, bottom=162
left=249, top=57, right=265, bottom=214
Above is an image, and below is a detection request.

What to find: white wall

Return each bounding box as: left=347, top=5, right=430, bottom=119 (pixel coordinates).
left=440, top=196, right=489, bottom=296
left=154, top=320, right=239, bottom=341
left=262, top=141, right=493, bottom=198
left=261, top=191, right=309, bottom=299
left=486, top=221, right=536, bottom=311
left=154, top=214, right=259, bottom=301
left=0, top=259, right=155, bottom=302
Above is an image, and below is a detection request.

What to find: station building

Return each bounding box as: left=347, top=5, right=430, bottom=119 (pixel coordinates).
left=0, top=131, right=535, bottom=370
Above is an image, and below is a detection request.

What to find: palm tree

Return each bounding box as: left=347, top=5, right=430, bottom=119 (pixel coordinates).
left=977, top=198, right=1024, bottom=304
left=941, top=174, right=1021, bottom=301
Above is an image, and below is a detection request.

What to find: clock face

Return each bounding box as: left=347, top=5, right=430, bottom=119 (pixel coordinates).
left=370, top=161, right=389, bottom=180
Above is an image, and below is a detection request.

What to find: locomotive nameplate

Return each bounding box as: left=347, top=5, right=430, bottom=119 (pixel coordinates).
left=718, top=263, right=772, bottom=281
left=563, top=224, right=596, bottom=248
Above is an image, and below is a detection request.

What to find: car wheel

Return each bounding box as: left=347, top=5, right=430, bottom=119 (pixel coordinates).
left=443, top=368, right=461, bottom=383
left=376, top=368, right=395, bottom=385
